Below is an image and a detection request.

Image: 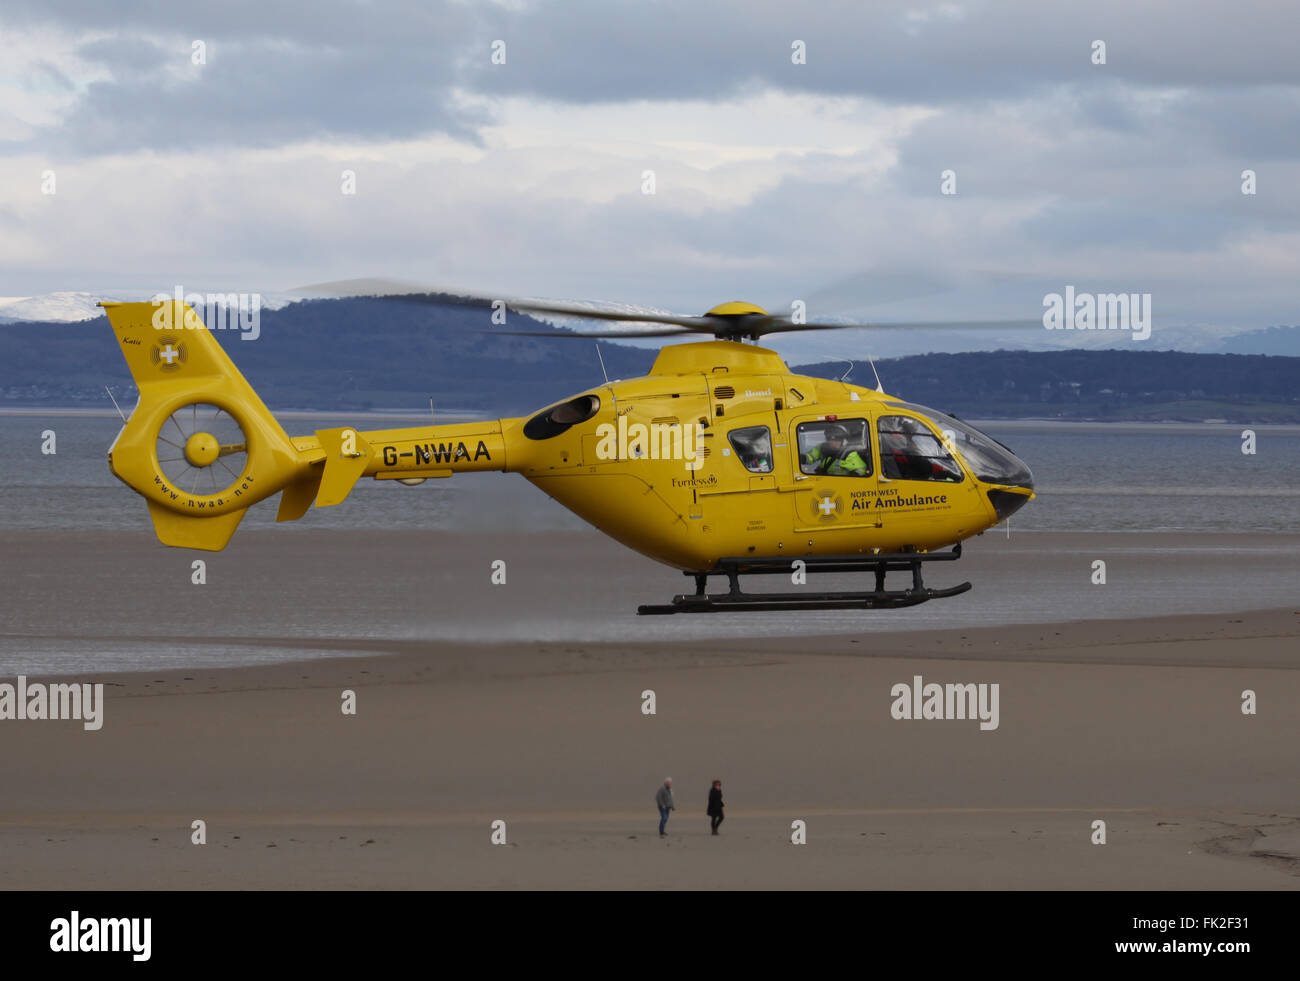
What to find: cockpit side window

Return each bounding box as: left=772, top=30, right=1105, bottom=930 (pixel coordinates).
left=728, top=426, right=773, bottom=473
left=883, top=402, right=1033, bottom=486
left=877, top=415, right=963, bottom=482
left=796, top=418, right=872, bottom=477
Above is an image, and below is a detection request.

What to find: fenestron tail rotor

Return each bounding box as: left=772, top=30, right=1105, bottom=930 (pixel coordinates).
left=153, top=402, right=249, bottom=498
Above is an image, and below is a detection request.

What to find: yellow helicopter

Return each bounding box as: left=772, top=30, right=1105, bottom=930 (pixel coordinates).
left=101, top=295, right=1034, bottom=613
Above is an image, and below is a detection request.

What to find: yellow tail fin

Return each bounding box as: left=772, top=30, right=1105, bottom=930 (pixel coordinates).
left=102, top=300, right=309, bottom=550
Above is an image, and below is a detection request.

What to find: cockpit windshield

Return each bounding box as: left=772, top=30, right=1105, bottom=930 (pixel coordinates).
left=883, top=402, right=1033, bottom=487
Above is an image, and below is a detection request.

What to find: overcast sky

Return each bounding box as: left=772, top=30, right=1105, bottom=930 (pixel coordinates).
left=2, top=0, right=1297, bottom=343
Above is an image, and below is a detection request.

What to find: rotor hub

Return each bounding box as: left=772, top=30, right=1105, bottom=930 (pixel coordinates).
left=704, top=301, right=769, bottom=318
left=184, top=431, right=220, bottom=467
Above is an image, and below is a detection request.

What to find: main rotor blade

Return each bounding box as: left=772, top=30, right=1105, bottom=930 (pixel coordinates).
left=485, top=327, right=698, bottom=339
left=354, top=290, right=714, bottom=331
left=502, top=299, right=716, bottom=331
left=755, top=318, right=1046, bottom=337
left=487, top=317, right=1045, bottom=341
left=307, top=281, right=1048, bottom=339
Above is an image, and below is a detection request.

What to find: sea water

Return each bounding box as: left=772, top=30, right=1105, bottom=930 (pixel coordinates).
left=1, top=412, right=1297, bottom=672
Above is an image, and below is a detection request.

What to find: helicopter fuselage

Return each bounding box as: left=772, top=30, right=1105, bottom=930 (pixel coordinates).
left=345, top=341, right=1036, bottom=571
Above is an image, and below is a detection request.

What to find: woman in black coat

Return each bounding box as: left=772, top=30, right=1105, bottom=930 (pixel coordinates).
left=707, top=780, right=724, bottom=835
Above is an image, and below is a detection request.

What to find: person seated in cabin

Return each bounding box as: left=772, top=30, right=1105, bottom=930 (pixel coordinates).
left=879, top=420, right=962, bottom=482
left=729, top=426, right=774, bottom=473
left=881, top=429, right=936, bottom=479
left=803, top=424, right=869, bottom=477
left=879, top=430, right=909, bottom=479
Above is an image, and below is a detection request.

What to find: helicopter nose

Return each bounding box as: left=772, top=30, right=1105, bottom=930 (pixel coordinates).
left=1011, top=454, right=1034, bottom=492
left=986, top=460, right=1033, bottom=521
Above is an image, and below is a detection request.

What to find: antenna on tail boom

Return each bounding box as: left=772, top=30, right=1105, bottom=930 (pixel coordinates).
left=105, top=385, right=127, bottom=424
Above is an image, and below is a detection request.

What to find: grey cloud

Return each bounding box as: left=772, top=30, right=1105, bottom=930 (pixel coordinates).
left=470, top=0, right=1300, bottom=104
left=28, top=60, right=77, bottom=93
left=2, top=0, right=471, bottom=47
left=1159, top=87, right=1300, bottom=160
left=4, top=0, right=1300, bottom=155
left=2, top=0, right=1297, bottom=338
left=4, top=1, right=487, bottom=154
left=75, top=35, right=173, bottom=74
left=22, top=36, right=489, bottom=154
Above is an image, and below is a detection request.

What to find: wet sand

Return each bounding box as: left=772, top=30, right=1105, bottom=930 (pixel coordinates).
left=0, top=530, right=1297, bottom=888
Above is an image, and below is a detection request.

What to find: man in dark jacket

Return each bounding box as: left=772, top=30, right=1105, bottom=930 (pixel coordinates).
left=707, top=780, right=724, bottom=835
left=656, top=778, right=675, bottom=837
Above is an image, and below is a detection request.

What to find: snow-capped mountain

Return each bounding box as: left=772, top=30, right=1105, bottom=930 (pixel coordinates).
left=0, top=291, right=127, bottom=323
left=0, top=290, right=303, bottom=324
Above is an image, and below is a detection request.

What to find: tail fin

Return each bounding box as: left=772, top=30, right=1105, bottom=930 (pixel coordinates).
left=102, top=300, right=309, bottom=550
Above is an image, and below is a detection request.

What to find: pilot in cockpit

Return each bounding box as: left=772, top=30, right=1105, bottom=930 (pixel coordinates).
left=803, top=424, right=868, bottom=477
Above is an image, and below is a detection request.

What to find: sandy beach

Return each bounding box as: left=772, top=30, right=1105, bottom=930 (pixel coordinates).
left=0, top=529, right=1297, bottom=889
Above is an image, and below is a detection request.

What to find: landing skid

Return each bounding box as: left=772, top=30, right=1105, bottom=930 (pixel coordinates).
left=637, top=545, right=971, bottom=615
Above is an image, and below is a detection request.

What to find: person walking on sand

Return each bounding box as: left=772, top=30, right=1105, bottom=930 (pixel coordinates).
left=707, top=780, right=724, bottom=835
left=656, top=778, right=676, bottom=837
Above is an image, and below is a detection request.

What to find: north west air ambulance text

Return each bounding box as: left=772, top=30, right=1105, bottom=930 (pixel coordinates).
left=850, top=488, right=949, bottom=510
